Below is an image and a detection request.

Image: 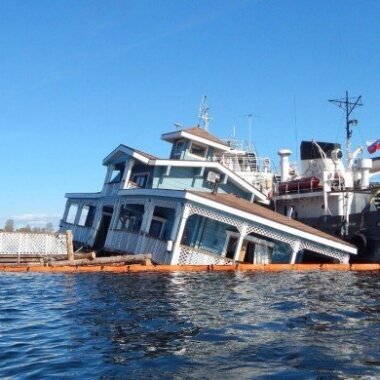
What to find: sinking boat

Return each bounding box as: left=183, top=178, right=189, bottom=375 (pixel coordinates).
left=59, top=103, right=356, bottom=265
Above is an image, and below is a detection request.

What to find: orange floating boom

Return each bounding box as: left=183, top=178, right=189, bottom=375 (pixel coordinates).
left=0, top=263, right=379, bottom=273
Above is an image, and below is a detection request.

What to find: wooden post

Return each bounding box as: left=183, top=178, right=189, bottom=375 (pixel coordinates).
left=66, top=230, right=74, bottom=261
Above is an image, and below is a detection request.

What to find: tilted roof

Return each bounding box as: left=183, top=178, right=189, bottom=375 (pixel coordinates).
left=161, top=126, right=230, bottom=150
left=103, top=144, right=158, bottom=165
left=182, top=126, right=229, bottom=146
left=190, top=191, right=356, bottom=249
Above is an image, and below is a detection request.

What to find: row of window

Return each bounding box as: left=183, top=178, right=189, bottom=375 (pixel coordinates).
left=172, top=139, right=208, bottom=158
left=116, top=205, right=167, bottom=239
left=66, top=204, right=96, bottom=227
left=65, top=201, right=168, bottom=240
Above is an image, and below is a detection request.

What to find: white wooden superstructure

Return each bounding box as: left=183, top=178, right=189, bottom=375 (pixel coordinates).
left=60, top=125, right=357, bottom=265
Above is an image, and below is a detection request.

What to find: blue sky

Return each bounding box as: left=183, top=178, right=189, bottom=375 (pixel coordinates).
left=0, top=0, right=379, bottom=228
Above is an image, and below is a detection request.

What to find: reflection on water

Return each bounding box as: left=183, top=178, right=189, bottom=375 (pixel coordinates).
left=0, top=271, right=379, bottom=378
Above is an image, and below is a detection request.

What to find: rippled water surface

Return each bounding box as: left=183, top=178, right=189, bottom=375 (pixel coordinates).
left=0, top=271, right=379, bottom=379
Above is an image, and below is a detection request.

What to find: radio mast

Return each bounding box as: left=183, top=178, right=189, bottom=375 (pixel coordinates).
left=198, top=96, right=211, bottom=131
left=329, top=91, right=363, bottom=161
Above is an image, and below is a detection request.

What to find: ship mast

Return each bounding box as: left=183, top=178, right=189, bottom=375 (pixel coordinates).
left=329, top=91, right=363, bottom=162
left=198, top=95, right=211, bottom=132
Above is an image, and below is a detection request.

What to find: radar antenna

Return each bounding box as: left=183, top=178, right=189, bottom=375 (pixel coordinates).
left=198, top=96, right=211, bottom=131
left=329, top=91, right=363, bottom=161
left=242, top=113, right=259, bottom=153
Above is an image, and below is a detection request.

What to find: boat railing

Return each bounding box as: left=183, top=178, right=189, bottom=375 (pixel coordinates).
left=104, top=230, right=170, bottom=264
left=103, top=181, right=120, bottom=196
left=210, top=154, right=272, bottom=173
left=126, top=180, right=141, bottom=189
left=60, top=222, right=94, bottom=247
left=277, top=177, right=323, bottom=195
left=104, top=229, right=141, bottom=253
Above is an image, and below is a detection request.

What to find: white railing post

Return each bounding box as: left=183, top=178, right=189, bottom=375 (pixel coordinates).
left=171, top=205, right=190, bottom=265
left=290, top=240, right=301, bottom=264
left=121, top=158, right=135, bottom=189
left=233, top=224, right=248, bottom=262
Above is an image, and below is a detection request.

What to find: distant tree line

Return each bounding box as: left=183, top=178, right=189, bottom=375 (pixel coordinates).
left=0, top=219, right=56, bottom=233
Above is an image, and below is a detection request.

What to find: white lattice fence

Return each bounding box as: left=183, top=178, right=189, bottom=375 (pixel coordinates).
left=0, top=232, right=68, bottom=256
left=178, top=245, right=233, bottom=265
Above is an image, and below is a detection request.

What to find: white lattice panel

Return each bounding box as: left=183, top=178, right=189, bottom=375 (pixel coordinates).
left=246, top=224, right=296, bottom=246
left=247, top=223, right=349, bottom=263
left=178, top=245, right=233, bottom=265
left=0, top=233, right=67, bottom=256
left=299, top=240, right=349, bottom=264
left=186, top=202, right=351, bottom=264
left=188, top=204, right=244, bottom=232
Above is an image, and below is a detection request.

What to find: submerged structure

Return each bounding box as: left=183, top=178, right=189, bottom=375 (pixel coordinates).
left=59, top=122, right=356, bottom=265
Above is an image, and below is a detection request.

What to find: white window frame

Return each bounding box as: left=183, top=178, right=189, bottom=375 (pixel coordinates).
left=188, top=141, right=208, bottom=159
left=172, top=139, right=185, bottom=157
left=148, top=216, right=167, bottom=239
left=66, top=203, right=79, bottom=224
left=131, top=172, right=150, bottom=188
left=78, top=205, right=90, bottom=226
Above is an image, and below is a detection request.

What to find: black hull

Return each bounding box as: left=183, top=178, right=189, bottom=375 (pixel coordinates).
left=299, top=211, right=380, bottom=263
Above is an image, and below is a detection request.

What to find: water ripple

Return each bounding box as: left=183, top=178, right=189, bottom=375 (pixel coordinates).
left=0, top=271, right=379, bottom=378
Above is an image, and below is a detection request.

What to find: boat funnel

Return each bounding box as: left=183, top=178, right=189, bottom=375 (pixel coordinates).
left=358, top=158, right=372, bottom=188
left=278, top=149, right=292, bottom=182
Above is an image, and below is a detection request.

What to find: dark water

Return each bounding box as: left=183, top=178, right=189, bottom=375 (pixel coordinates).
left=0, top=271, right=379, bottom=379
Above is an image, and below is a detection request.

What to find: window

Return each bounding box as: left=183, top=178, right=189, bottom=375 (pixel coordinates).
left=172, top=140, right=185, bottom=157
left=78, top=206, right=89, bottom=226
left=189, top=142, right=207, bottom=158
left=66, top=203, right=78, bottom=224
left=108, top=164, right=125, bottom=184
left=117, top=205, right=143, bottom=232
left=131, top=174, right=149, bottom=188
left=77, top=205, right=96, bottom=227
left=148, top=217, right=166, bottom=239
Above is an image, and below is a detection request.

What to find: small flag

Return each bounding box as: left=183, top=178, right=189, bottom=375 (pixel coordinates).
left=367, top=139, right=380, bottom=154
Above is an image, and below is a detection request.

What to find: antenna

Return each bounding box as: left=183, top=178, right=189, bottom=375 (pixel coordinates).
left=198, top=96, right=211, bottom=131
left=242, top=113, right=255, bottom=153
left=329, top=91, right=363, bottom=161
left=294, top=96, right=298, bottom=162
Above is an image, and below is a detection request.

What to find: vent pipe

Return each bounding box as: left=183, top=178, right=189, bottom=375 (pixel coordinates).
left=278, top=149, right=292, bottom=182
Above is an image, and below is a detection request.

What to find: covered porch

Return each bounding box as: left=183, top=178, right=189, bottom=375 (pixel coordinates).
left=61, top=190, right=356, bottom=265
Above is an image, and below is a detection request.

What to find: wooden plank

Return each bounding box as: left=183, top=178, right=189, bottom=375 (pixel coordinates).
left=48, top=254, right=152, bottom=267
left=66, top=230, right=74, bottom=261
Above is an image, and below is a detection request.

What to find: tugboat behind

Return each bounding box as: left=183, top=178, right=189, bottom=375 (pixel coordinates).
left=274, top=92, right=380, bottom=262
